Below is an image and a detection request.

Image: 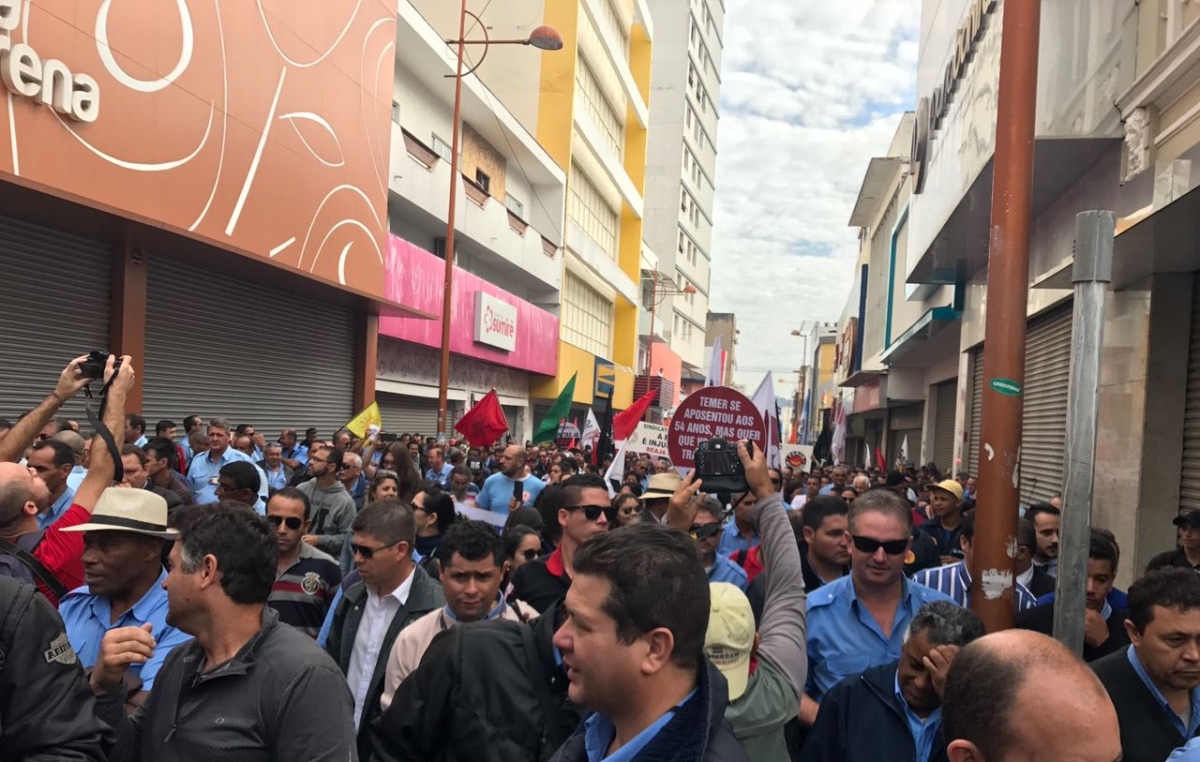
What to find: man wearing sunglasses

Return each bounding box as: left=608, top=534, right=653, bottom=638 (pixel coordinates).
left=268, top=487, right=342, bottom=639
left=802, top=490, right=956, bottom=730
left=691, top=497, right=748, bottom=591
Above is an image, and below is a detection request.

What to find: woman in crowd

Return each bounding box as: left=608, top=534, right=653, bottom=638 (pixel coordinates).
left=412, top=486, right=457, bottom=569
left=611, top=492, right=641, bottom=527
left=366, top=470, right=400, bottom=506
left=547, top=457, right=579, bottom=484
left=504, top=524, right=543, bottom=573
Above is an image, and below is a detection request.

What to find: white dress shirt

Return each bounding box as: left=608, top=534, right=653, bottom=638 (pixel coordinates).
left=347, top=568, right=415, bottom=727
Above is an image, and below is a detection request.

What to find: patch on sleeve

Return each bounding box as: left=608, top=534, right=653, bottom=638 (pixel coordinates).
left=43, top=632, right=78, bottom=666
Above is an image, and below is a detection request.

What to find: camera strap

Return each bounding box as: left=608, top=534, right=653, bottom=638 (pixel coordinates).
left=83, top=381, right=124, bottom=484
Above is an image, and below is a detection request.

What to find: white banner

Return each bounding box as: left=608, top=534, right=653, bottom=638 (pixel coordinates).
left=621, top=422, right=670, bottom=458
left=781, top=445, right=815, bottom=474
left=455, top=502, right=508, bottom=529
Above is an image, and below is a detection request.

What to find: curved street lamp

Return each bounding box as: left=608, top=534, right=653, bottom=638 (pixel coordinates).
left=643, top=268, right=697, bottom=376
left=435, top=4, right=562, bottom=443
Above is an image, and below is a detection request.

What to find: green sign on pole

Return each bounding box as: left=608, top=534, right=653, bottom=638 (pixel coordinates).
left=989, top=378, right=1023, bottom=397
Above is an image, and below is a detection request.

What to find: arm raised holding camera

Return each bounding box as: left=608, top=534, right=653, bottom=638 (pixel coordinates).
left=0, top=356, right=93, bottom=463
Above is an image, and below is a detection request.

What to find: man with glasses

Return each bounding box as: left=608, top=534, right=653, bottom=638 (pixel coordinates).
left=509, top=474, right=612, bottom=613
left=801, top=490, right=955, bottom=729
left=268, top=488, right=342, bottom=639
left=691, top=497, right=748, bottom=591
left=298, top=445, right=356, bottom=558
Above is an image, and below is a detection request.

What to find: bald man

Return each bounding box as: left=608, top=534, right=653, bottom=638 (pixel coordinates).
left=942, top=630, right=1121, bottom=762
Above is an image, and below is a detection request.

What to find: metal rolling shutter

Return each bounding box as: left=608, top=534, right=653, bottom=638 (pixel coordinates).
left=0, top=217, right=111, bottom=423
left=142, top=256, right=356, bottom=436
left=933, top=379, right=957, bottom=475
left=1019, top=305, right=1072, bottom=504
left=501, top=405, right=524, bottom=441
left=968, top=349, right=983, bottom=478
left=377, top=393, right=440, bottom=437
left=1180, top=273, right=1200, bottom=512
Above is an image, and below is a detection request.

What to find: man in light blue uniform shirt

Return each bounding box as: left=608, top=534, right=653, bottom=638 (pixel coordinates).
left=691, top=500, right=749, bottom=592
left=717, top=490, right=759, bottom=559
left=58, top=488, right=192, bottom=703
left=188, top=418, right=267, bottom=504
left=125, top=413, right=149, bottom=448
left=802, top=489, right=956, bottom=729
left=818, top=466, right=849, bottom=496
left=423, top=446, right=453, bottom=488
left=28, top=439, right=76, bottom=529
left=279, top=428, right=310, bottom=473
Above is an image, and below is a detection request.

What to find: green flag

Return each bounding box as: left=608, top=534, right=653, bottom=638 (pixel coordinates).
left=533, top=373, right=577, bottom=444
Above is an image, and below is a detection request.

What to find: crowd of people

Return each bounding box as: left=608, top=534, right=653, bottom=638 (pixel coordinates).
left=2, top=354, right=1200, bottom=761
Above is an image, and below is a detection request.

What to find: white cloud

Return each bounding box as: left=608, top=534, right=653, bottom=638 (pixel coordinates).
left=710, top=0, right=920, bottom=389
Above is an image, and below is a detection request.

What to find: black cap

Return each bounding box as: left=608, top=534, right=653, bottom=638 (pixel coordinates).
left=1173, top=510, right=1200, bottom=528
left=886, top=471, right=906, bottom=487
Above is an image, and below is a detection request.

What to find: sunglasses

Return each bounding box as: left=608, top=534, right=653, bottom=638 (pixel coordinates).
left=850, top=535, right=909, bottom=556
left=521, top=548, right=540, bottom=561
left=689, top=523, right=723, bottom=541
left=567, top=504, right=615, bottom=522
left=351, top=540, right=401, bottom=560
left=266, top=515, right=303, bottom=530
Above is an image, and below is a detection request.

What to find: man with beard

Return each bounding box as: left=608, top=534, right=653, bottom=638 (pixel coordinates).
left=1093, top=568, right=1200, bottom=762
left=58, top=489, right=192, bottom=712
left=802, top=601, right=985, bottom=762
left=297, top=445, right=356, bottom=558
left=477, top=444, right=546, bottom=514
left=1024, top=503, right=1061, bottom=578
left=86, top=503, right=357, bottom=760
left=267, top=487, right=342, bottom=639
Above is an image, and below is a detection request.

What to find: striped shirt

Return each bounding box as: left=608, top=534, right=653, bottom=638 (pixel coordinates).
left=911, top=561, right=1038, bottom=613
left=269, top=543, right=342, bottom=639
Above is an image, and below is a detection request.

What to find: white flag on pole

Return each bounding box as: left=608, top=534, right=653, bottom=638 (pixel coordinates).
left=863, top=440, right=871, bottom=470
left=831, top=400, right=846, bottom=465
left=704, top=335, right=725, bottom=387
left=582, top=408, right=601, bottom=451
left=900, top=435, right=909, bottom=467
left=603, top=438, right=629, bottom=498
left=750, top=372, right=781, bottom=469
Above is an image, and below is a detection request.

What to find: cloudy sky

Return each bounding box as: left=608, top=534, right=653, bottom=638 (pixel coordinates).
left=709, top=0, right=920, bottom=390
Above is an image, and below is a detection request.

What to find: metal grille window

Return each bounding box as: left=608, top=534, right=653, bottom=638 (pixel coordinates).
left=576, top=57, right=624, bottom=159
left=562, top=272, right=614, bottom=358
left=569, top=163, right=618, bottom=260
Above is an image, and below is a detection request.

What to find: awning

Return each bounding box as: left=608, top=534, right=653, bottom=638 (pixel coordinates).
left=880, top=306, right=962, bottom=366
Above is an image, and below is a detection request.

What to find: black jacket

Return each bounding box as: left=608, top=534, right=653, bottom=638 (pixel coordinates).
left=1092, top=647, right=1196, bottom=762
left=547, top=660, right=750, bottom=762
left=917, top=517, right=965, bottom=562
left=510, top=552, right=571, bottom=614
left=327, top=565, right=445, bottom=761
left=0, top=577, right=112, bottom=761
left=1015, top=601, right=1130, bottom=662
left=1025, top=566, right=1056, bottom=598
left=371, top=600, right=581, bottom=762
left=800, top=661, right=948, bottom=762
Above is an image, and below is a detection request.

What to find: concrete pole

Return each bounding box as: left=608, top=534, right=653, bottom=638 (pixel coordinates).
left=971, top=0, right=1042, bottom=631
left=1052, top=211, right=1114, bottom=654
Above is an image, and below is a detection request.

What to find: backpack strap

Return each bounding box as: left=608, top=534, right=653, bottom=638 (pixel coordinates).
left=735, top=548, right=749, bottom=568
left=0, top=536, right=67, bottom=601
left=520, top=623, right=566, bottom=755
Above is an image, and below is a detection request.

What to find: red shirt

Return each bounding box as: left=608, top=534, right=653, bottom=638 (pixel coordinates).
left=33, top=503, right=88, bottom=606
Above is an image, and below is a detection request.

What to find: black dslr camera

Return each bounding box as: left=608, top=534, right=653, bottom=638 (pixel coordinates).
left=79, top=351, right=121, bottom=382
left=694, top=438, right=754, bottom=493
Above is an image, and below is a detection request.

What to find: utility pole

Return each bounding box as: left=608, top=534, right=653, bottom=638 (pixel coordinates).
left=970, top=0, right=1042, bottom=631
left=1053, top=211, right=1113, bottom=654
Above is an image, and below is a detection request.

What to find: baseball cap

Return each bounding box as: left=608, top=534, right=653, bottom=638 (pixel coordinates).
left=930, top=479, right=964, bottom=502
left=704, top=582, right=755, bottom=701
left=1173, top=510, right=1200, bottom=529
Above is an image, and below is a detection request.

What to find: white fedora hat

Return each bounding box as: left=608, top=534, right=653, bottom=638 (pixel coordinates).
left=60, top=488, right=179, bottom=539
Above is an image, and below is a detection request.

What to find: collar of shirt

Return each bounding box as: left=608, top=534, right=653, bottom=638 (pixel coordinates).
left=1100, top=599, right=1113, bottom=621
left=546, top=546, right=568, bottom=579
left=1128, top=645, right=1200, bottom=739
left=86, top=568, right=169, bottom=626
left=442, top=594, right=508, bottom=623
left=39, top=486, right=76, bottom=529
left=893, top=669, right=943, bottom=761
left=583, top=689, right=697, bottom=762
left=368, top=566, right=415, bottom=608
left=1016, top=564, right=1034, bottom=588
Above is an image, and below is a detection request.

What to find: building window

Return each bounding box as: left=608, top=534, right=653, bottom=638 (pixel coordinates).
left=506, top=194, right=525, bottom=219
left=562, top=272, right=614, bottom=358
left=568, top=162, right=619, bottom=260
left=475, top=169, right=491, bottom=194
left=432, top=134, right=452, bottom=163
left=678, top=231, right=686, bottom=253
left=575, top=57, right=625, bottom=159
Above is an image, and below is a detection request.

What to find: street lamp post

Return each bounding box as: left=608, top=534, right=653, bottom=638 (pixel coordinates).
left=435, top=2, right=563, bottom=443
left=643, top=268, right=696, bottom=376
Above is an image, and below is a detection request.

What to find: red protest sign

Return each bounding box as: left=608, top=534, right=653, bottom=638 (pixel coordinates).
left=668, top=387, right=767, bottom=469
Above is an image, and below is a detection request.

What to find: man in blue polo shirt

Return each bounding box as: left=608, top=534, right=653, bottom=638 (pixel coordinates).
left=58, top=488, right=192, bottom=709
left=423, top=446, right=453, bottom=488
left=188, top=418, right=267, bottom=504
left=802, top=489, right=955, bottom=729
left=692, top=498, right=748, bottom=591
left=28, top=439, right=76, bottom=529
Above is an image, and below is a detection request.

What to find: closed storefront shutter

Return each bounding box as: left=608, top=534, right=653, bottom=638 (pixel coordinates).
left=143, top=256, right=356, bottom=436
left=501, top=405, right=524, bottom=442
left=968, top=349, right=984, bottom=478
left=887, top=403, right=924, bottom=467
left=0, top=217, right=111, bottom=422
left=1180, top=273, right=1200, bottom=513
left=933, top=379, right=957, bottom=476
left=377, top=393, right=440, bottom=437
left=1019, top=305, right=1072, bottom=504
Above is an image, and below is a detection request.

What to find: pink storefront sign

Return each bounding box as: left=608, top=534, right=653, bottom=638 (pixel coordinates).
left=381, top=236, right=559, bottom=376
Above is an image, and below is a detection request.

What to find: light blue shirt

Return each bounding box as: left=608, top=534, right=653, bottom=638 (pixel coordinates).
left=264, top=464, right=290, bottom=492
left=709, top=553, right=749, bottom=591
left=187, top=447, right=268, bottom=504
left=476, top=472, right=546, bottom=514
left=58, top=569, right=192, bottom=691
left=583, top=689, right=696, bottom=761
left=134, top=435, right=148, bottom=448
left=716, top=516, right=758, bottom=558
left=911, top=561, right=1037, bottom=613
left=282, top=444, right=310, bottom=468
left=1168, top=736, right=1200, bottom=761
left=39, top=486, right=76, bottom=530
left=895, top=670, right=942, bottom=762
left=806, top=576, right=956, bottom=701
left=1128, top=644, right=1200, bottom=740
left=65, top=465, right=87, bottom=494
left=425, top=463, right=453, bottom=486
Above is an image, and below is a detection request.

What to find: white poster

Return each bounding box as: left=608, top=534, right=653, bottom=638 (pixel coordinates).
left=621, top=422, right=670, bottom=459
left=781, top=445, right=815, bottom=475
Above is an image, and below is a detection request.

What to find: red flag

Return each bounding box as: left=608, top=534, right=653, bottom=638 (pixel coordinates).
left=875, top=446, right=887, bottom=472
left=454, top=390, right=510, bottom=447
left=613, top=389, right=658, bottom=442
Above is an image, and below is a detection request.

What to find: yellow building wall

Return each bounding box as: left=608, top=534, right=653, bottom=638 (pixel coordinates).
left=536, top=1, right=580, bottom=169
left=531, top=340, right=634, bottom=408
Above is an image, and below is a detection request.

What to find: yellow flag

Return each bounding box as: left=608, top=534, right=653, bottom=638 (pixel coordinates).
left=345, top=402, right=382, bottom=438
